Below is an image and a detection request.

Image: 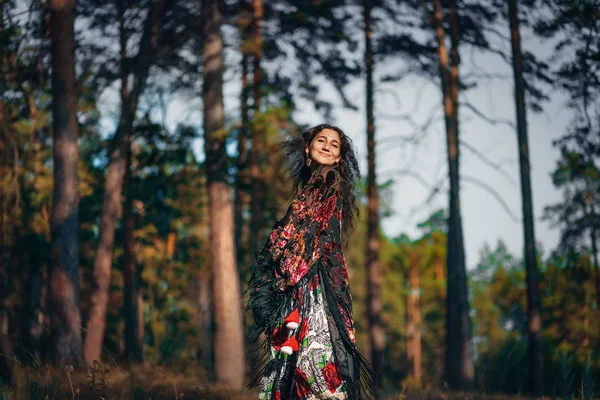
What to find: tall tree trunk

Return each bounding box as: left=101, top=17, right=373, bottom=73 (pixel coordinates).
left=364, top=0, right=384, bottom=383
left=248, top=0, right=264, bottom=259
left=48, top=0, right=84, bottom=368
left=123, top=142, right=143, bottom=362
left=84, top=0, right=166, bottom=366
left=587, top=201, right=600, bottom=345
left=432, top=0, right=473, bottom=390
left=507, top=0, right=543, bottom=395
left=21, top=87, right=44, bottom=363
left=196, top=270, right=213, bottom=373
left=406, top=251, right=422, bottom=382
left=202, top=0, right=245, bottom=389
left=235, top=0, right=251, bottom=278
left=0, top=148, right=14, bottom=384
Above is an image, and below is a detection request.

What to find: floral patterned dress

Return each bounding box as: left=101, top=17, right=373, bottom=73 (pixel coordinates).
left=245, top=165, right=378, bottom=400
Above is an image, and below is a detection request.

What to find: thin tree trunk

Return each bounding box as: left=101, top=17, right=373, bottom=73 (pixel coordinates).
left=0, top=147, right=14, bottom=384
left=123, top=142, right=143, bottom=362
left=22, top=85, right=44, bottom=363
left=449, top=0, right=474, bottom=390
left=0, top=147, right=13, bottom=381
left=407, top=251, right=422, bottom=382
left=587, top=201, right=600, bottom=343
left=202, top=0, right=245, bottom=388
left=507, top=0, right=543, bottom=395
left=84, top=0, right=166, bottom=366
left=196, top=270, right=213, bottom=373
left=249, top=0, right=264, bottom=259
left=432, top=0, right=473, bottom=390
left=48, top=0, right=84, bottom=368
left=235, top=0, right=251, bottom=278
left=364, top=0, right=384, bottom=383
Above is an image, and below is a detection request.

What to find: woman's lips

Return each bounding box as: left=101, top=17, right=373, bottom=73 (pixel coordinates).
left=318, top=150, right=330, bottom=157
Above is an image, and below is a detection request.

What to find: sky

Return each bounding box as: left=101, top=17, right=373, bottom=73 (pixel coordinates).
left=97, top=15, right=569, bottom=272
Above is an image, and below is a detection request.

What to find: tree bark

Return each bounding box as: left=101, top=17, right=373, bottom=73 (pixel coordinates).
left=235, top=0, right=251, bottom=278
left=363, top=0, right=384, bottom=383
left=248, top=0, right=264, bottom=259
left=48, top=0, right=85, bottom=368
left=83, top=0, right=166, bottom=366
left=0, top=146, right=15, bottom=384
left=507, top=0, right=543, bottom=395
left=123, top=142, right=143, bottom=362
left=196, top=270, right=213, bottom=373
left=432, top=0, right=474, bottom=390
left=587, top=201, right=600, bottom=346
left=407, top=251, right=422, bottom=382
left=21, top=86, right=44, bottom=363
left=202, top=0, right=245, bottom=389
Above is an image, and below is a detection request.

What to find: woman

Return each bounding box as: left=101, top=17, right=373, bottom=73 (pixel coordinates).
left=245, top=124, right=379, bottom=400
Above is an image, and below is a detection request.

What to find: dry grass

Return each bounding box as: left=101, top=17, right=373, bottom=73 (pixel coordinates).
left=0, top=364, right=594, bottom=400
left=0, top=363, right=258, bottom=400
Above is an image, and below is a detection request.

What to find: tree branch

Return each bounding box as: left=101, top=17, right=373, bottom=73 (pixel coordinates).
left=460, top=139, right=517, bottom=187
left=462, top=175, right=520, bottom=222
left=462, top=101, right=516, bottom=129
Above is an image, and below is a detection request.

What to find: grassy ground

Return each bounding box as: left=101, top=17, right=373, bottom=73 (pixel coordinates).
left=0, top=364, right=578, bottom=400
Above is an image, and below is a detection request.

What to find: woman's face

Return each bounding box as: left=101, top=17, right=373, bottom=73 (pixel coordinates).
left=305, top=128, right=342, bottom=166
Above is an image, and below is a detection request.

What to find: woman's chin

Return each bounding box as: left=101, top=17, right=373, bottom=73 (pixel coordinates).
left=313, top=157, right=335, bottom=166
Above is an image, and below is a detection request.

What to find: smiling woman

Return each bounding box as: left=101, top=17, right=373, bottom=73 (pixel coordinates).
left=245, top=124, right=379, bottom=399
left=305, top=129, right=342, bottom=168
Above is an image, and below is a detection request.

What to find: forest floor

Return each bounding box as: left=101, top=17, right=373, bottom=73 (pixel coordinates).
left=0, top=364, right=572, bottom=400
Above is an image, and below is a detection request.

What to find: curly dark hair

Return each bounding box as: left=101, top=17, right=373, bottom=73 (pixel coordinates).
left=281, top=124, right=360, bottom=247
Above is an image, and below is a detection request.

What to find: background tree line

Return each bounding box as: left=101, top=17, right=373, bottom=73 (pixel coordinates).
left=0, top=0, right=598, bottom=398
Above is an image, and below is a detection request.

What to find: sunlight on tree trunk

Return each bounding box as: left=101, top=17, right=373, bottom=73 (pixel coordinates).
left=202, top=0, right=245, bottom=389
left=407, top=251, right=422, bottom=382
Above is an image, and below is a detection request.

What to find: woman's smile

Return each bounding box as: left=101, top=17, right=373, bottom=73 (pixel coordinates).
left=305, top=128, right=342, bottom=166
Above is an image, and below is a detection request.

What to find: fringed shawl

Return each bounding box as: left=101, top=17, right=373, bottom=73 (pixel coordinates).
left=245, top=164, right=379, bottom=399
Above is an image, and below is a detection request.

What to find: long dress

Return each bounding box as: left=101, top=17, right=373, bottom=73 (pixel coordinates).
left=245, top=164, right=378, bottom=400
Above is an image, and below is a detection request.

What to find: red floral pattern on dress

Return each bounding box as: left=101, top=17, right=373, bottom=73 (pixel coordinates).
left=322, top=361, right=342, bottom=393
left=269, top=230, right=278, bottom=244
left=282, top=223, right=295, bottom=239
left=297, top=318, right=309, bottom=342
left=289, top=260, right=309, bottom=285
left=295, top=368, right=311, bottom=397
